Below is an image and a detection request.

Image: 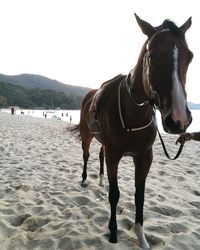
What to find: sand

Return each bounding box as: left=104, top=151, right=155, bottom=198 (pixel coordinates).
left=0, top=111, right=200, bottom=250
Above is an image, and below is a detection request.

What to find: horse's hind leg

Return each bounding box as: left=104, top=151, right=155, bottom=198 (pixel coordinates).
left=81, top=138, right=92, bottom=187
left=134, top=149, right=153, bottom=249
left=99, top=146, right=104, bottom=186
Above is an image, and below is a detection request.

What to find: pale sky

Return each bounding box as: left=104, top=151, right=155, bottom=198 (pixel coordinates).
left=0, top=0, right=199, bottom=102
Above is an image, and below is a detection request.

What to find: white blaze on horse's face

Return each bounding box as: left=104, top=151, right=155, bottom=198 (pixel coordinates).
left=171, top=45, right=188, bottom=131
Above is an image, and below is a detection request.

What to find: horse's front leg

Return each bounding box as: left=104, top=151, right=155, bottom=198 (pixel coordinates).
left=134, top=149, right=153, bottom=249
left=99, top=146, right=104, bottom=186
left=105, top=148, right=122, bottom=243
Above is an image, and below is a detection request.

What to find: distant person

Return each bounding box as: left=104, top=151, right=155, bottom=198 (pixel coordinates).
left=176, top=132, right=200, bottom=145
left=45, top=114, right=47, bottom=118
left=70, top=116, right=72, bottom=122
left=66, top=113, right=68, bottom=117
left=11, top=107, right=15, bottom=115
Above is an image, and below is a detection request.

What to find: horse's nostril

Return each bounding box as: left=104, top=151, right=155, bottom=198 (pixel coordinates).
left=164, top=115, right=182, bottom=134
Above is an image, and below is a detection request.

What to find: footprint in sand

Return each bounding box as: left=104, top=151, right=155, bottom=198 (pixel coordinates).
left=11, top=214, right=31, bottom=227
left=150, top=206, right=184, bottom=217
left=175, top=175, right=186, bottom=182
left=21, top=216, right=51, bottom=232
left=158, top=170, right=170, bottom=176
left=192, top=190, right=200, bottom=196
left=72, top=196, right=92, bottom=206
left=89, top=173, right=98, bottom=179
left=190, top=201, right=200, bottom=210
left=168, top=222, right=188, bottom=233
left=186, top=169, right=196, bottom=175
left=157, top=194, right=166, bottom=202
left=15, top=185, right=31, bottom=192
left=146, top=234, right=164, bottom=248
left=94, top=216, right=108, bottom=227
left=119, top=218, right=134, bottom=231
left=190, top=209, right=200, bottom=219
left=192, top=232, right=200, bottom=240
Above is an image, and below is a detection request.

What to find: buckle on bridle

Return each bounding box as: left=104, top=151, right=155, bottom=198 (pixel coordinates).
left=150, top=90, right=161, bottom=109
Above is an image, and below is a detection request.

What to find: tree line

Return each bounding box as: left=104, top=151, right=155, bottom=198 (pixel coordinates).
left=0, top=81, right=83, bottom=109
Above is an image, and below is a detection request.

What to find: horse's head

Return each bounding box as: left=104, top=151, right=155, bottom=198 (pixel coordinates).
left=135, top=14, right=193, bottom=134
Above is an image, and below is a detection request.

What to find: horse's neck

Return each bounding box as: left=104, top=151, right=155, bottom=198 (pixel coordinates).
left=120, top=58, right=153, bottom=122
left=129, top=42, right=149, bottom=99
left=129, top=65, right=148, bottom=103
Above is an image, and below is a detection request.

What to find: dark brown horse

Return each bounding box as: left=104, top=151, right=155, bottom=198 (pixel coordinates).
left=72, top=14, right=193, bottom=249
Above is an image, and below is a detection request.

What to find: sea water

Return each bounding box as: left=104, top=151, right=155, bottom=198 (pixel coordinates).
left=1, top=108, right=80, bottom=124
left=1, top=108, right=199, bottom=133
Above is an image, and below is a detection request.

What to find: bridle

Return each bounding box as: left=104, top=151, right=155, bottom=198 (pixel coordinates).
left=125, top=72, right=160, bottom=109
left=118, top=77, right=155, bottom=132
left=118, top=29, right=184, bottom=160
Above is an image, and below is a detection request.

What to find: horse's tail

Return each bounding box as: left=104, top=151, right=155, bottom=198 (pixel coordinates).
left=68, top=124, right=81, bottom=141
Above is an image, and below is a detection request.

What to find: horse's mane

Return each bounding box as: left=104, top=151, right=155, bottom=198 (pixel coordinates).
left=160, top=19, right=185, bottom=40
left=100, top=74, right=124, bottom=88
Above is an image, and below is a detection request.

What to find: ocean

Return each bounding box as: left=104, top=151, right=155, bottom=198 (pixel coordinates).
left=1, top=108, right=199, bottom=133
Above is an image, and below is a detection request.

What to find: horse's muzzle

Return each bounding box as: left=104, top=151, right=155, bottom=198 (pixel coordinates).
left=162, top=109, right=192, bottom=134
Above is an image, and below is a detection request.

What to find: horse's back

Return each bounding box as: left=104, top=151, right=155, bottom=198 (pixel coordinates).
left=81, top=74, right=125, bottom=120
left=79, top=74, right=126, bottom=140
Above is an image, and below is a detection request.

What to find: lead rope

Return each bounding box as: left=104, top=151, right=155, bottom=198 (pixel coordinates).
left=157, top=128, right=184, bottom=160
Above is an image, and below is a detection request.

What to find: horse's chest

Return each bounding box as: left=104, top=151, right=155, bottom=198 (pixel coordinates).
left=111, top=128, right=156, bottom=153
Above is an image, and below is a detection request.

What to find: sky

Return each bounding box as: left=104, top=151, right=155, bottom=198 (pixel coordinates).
left=0, top=0, right=199, bottom=102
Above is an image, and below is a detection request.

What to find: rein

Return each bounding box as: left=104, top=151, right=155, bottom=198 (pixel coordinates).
left=157, top=128, right=184, bottom=160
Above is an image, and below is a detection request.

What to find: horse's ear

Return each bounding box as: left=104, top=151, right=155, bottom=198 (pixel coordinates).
left=179, top=17, right=192, bottom=34
left=134, top=13, right=156, bottom=38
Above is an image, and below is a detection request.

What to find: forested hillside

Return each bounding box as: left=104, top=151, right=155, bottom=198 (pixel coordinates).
left=0, top=81, right=83, bottom=109
left=0, top=74, right=90, bottom=95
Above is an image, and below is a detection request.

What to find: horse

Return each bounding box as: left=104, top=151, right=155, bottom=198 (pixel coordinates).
left=72, top=14, right=193, bottom=249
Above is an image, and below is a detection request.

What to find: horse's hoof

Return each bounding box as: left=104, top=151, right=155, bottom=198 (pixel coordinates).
left=109, top=232, right=117, bottom=243
left=99, top=181, right=104, bottom=187
left=99, top=174, right=104, bottom=187
left=81, top=180, right=88, bottom=187
left=139, top=242, right=150, bottom=249
left=109, top=236, right=117, bottom=244
left=134, top=223, right=150, bottom=249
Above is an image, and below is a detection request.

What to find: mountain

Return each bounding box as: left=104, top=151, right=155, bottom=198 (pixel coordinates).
left=0, top=74, right=90, bottom=95
left=0, top=80, right=83, bottom=109
left=1, top=73, right=199, bottom=109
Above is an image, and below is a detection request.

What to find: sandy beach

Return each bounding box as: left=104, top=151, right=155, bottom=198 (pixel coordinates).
left=0, top=111, right=200, bottom=250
